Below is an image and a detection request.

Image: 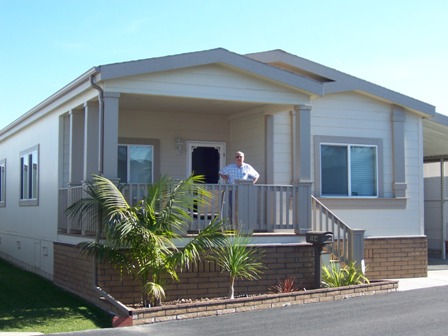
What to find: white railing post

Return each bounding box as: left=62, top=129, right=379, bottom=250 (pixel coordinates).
left=235, top=180, right=256, bottom=233
left=348, top=229, right=366, bottom=267
left=297, top=181, right=312, bottom=233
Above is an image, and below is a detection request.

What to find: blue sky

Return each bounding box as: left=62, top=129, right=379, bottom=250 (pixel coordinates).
left=1, top=0, right=447, bottom=130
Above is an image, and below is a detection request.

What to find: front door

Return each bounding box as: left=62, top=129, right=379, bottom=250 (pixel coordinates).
left=187, top=141, right=226, bottom=183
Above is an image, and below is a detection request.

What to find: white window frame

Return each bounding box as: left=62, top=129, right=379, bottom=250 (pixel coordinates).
left=20, top=145, right=39, bottom=206
left=0, top=158, right=5, bottom=207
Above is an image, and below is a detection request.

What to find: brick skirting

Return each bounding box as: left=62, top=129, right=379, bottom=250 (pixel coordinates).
left=364, top=236, right=427, bottom=279
left=53, top=236, right=426, bottom=319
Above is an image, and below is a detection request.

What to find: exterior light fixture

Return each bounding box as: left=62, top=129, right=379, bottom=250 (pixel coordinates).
left=176, top=137, right=184, bottom=155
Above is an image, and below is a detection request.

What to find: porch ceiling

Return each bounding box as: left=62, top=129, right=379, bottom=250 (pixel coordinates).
left=424, top=113, right=448, bottom=159
left=119, top=93, right=269, bottom=115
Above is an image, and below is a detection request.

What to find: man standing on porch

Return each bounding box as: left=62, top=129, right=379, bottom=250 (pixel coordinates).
left=219, top=151, right=259, bottom=184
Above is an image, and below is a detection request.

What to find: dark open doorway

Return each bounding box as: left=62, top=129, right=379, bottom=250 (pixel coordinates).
left=191, top=146, right=220, bottom=183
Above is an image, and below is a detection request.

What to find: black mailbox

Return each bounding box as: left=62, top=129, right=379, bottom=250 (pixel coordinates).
left=306, top=231, right=333, bottom=289
left=306, top=231, right=333, bottom=245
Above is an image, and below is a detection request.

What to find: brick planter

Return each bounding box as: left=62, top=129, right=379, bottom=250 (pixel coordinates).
left=130, top=280, right=398, bottom=325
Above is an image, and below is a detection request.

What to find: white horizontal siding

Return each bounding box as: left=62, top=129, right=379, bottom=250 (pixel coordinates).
left=311, top=92, right=424, bottom=236
left=0, top=111, right=60, bottom=277
left=105, top=64, right=309, bottom=105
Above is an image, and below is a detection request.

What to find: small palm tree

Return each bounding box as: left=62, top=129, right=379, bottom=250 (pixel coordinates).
left=66, top=174, right=226, bottom=307
left=210, top=233, right=264, bottom=299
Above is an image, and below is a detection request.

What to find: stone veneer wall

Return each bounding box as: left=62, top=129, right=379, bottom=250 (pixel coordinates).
left=364, top=236, right=427, bottom=279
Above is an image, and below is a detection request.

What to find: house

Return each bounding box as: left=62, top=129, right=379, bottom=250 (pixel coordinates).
left=0, top=48, right=441, bottom=311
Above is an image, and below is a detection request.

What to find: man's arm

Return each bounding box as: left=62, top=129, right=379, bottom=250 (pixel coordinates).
left=219, top=173, right=229, bottom=183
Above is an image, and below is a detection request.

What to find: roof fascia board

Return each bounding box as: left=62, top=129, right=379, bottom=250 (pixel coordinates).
left=425, top=112, right=448, bottom=127
left=0, top=67, right=98, bottom=138
left=98, top=48, right=323, bottom=96
left=247, top=49, right=435, bottom=117
left=324, top=81, right=435, bottom=117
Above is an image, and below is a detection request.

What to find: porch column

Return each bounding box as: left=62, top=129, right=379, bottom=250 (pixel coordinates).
left=265, top=114, right=274, bottom=184
left=391, top=106, right=407, bottom=198
left=69, top=108, right=84, bottom=186
left=102, top=92, right=120, bottom=179
left=293, top=104, right=313, bottom=233
left=83, top=101, right=99, bottom=181
left=293, top=104, right=312, bottom=182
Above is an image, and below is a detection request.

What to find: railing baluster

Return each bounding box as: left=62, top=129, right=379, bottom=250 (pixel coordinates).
left=59, top=182, right=315, bottom=238
left=311, top=195, right=364, bottom=265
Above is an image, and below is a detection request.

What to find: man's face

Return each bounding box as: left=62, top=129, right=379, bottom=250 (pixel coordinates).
left=235, top=154, right=244, bottom=165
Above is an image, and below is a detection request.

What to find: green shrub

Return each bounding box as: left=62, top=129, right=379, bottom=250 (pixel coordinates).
left=321, top=261, right=369, bottom=288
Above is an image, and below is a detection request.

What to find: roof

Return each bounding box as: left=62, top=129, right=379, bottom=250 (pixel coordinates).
left=246, top=49, right=436, bottom=117
left=97, top=48, right=323, bottom=95
left=1, top=48, right=437, bottom=138
left=424, top=113, right=448, bottom=159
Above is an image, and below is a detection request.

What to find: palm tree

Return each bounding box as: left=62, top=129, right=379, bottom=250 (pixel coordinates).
left=210, top=233, right=264, bottom=299
left=65, top=174, right=226, bottom=307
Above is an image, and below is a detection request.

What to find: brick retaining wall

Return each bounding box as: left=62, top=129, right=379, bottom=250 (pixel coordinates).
left=53, top=236, right=426, bottom=317
left=54, top=243, right=316, bottom=307
left=131, top=280, right=398, bottom=325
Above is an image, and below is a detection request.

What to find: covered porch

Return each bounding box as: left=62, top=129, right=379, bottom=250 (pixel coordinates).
left=56, top=49, right=364, bottom=266
left=58, top=51, right=319, bottom=235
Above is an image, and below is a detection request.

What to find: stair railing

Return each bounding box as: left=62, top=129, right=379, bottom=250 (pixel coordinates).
left=311, top=196, right=365, bottom=267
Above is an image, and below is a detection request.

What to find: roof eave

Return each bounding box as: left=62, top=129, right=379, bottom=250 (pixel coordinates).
left=0, top=67, right=99, bottom=137
left=99, top=48, right=323, bottom=96
left=247, top=49, right=436, bottom=118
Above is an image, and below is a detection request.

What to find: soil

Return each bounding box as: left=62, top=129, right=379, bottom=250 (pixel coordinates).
left=129, top=291, right=304, bottom=308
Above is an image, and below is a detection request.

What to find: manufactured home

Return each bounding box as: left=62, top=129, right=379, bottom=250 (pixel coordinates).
left=0, top=48, right=445, bottom=312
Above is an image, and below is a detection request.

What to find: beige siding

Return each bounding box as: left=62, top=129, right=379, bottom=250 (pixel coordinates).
left=106, top=64, right=309, bottom=104
left=311, top=92, right=424, bottom=237
left=119, top=109, right=230, bottom=179
left=228, top=110, right=265, bottom=182
left=273, top=111, right=292, bottom=184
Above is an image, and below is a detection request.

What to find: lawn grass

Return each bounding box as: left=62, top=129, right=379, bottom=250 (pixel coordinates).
left=0, top=258, right=112, bottom=334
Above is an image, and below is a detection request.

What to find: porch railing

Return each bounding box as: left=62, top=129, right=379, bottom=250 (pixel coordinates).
left=311, top=195, right=365, bottom=267
left=58, top=185, right=98, bottom=236
left=58, top=181, right=310, bottom=235
left=58, top=183, right=363, bottom=266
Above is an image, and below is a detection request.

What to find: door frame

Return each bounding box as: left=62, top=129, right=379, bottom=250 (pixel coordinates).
left=186, top=141, right=226, bottom=180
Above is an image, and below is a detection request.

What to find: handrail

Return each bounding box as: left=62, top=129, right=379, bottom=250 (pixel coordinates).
left=311, top=195, right=365, bottom=266
left=58, top=182, right=311, bottom=235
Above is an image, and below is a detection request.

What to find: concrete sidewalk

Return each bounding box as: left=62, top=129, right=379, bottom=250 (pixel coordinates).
left=395, top=270, right=448, bottom=291
left=394, top=258, right=448, bottom=291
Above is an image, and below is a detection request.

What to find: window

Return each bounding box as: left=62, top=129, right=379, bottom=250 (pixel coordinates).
left=321, top=143, right=377, bottom=197
left=118, top=144, right=153, bottom=183
left=0, top=158, right=5, bottom=207
left=20, top=145, right=39, bottom=206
